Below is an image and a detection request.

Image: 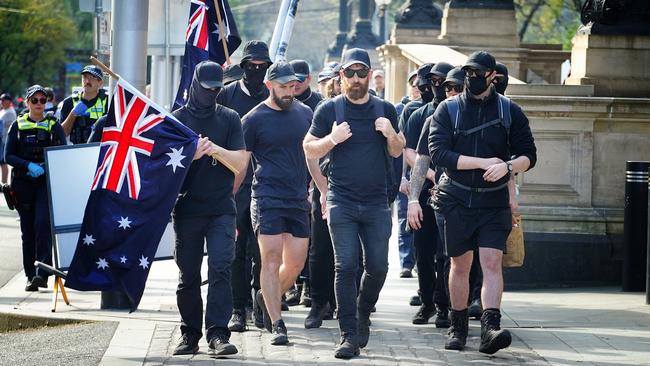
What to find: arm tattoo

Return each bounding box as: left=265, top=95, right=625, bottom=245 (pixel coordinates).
left=408, top=154, right=431, bottom=202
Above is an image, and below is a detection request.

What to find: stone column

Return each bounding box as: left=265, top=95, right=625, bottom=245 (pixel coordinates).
left=438, top=0, right=519, bottom=48
left=378, top=44, right=409, bottom=103
left=391, top=0, right=442, bottom=44
left=565, top=0, right=650, bottom=97
left=328, top=0, right=349, bottom=58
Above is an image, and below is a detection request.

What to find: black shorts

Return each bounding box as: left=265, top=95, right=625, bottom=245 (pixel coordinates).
left=434, top=204, right=511, bottom=258
left=251, top=198, right=310, bottom=238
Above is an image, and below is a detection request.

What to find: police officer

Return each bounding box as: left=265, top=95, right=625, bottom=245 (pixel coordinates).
left=217, top=40, right=273, bottom=332
left=60, top=65, right=108, bottom=144
left=427, top=51, right=536, bottom=354
left=4, top=85, right=66, bottom=291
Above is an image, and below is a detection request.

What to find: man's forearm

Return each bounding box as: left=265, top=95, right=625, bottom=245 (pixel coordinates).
left=408, top=154, right=431, bottom=202
left=511, top=155, right=531, bottom=174
left=303, top=134, right=335, bottom=159
left=306, top=158, right=328, bottom=194
left=456, top=155, right=487, bottom=170
left=404, top=148, right=416, bottom=169
left=387, top=131, right=406, bottom=158
left=61, top=113, right=76, bottom=136
left=212, top=145, right=248, bottom=174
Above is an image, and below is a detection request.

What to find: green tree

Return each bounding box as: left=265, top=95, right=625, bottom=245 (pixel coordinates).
left=0, top=0, right=76, bottom=96
left=515, top=0, right=583, bottom=49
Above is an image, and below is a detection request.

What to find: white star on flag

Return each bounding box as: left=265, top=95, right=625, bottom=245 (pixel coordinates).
left=96, top=258, right=109, bottom=270
left=138, top=255, right=150, bottom=270
left=117, top=216, right=132, bottom=229
left=120, top=256, right=128, bottom=264
left=165, top=147, right=187, bottom=173
left=82, top=234, right=96, bottom=246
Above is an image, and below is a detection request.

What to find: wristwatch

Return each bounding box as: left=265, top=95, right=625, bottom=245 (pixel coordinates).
left=506, top=161, right=513, bottom=173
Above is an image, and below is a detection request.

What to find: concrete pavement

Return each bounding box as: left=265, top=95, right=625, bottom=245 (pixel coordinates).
left=0, top=212, right=649, bottom=365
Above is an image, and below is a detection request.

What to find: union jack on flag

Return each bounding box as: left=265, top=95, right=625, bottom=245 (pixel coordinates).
left=66, top=78, right=198, bottom=312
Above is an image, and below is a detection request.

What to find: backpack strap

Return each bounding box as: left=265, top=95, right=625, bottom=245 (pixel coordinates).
left=497, top=94, right=512, bottom=157
left=446, top=97, right=460, bottom=132
left=333, top=95, right=345, bottom=125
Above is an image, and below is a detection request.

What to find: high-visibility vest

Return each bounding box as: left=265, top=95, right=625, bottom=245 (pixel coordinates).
left=72, top=92, right=108, bottom=120
left=16, top=114, right=57, bottom=163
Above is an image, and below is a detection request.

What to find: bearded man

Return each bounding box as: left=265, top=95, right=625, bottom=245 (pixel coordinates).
left=240, top=61, right=313, bottom=346
left=303, top=48, right=405, bottom=359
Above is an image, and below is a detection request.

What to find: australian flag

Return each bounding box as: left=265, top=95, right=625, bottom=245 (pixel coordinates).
left=65, top=78, right=198, bottom=312
left=173, top=0, right=241, bottom=110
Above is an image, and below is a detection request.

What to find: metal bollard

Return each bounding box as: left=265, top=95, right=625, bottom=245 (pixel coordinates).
left=622, top=161, right=650, bottom=292
left=101, top=290, right=131, bottom=310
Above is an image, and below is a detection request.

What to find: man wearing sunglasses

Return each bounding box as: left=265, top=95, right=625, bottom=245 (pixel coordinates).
left=290, top=60, right=322, bottom=112
left=60, top=65, right=107, bottom=144
left=303, top=48, right=405, bottom=359
left=424, top=51, right=536, bottom=354
left=216, top=40, right=273, bottom=333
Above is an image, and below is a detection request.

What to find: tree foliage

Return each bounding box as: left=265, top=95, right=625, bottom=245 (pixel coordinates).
left=514, top=0, right=583, bottom=49
left=0, top=0, right=77, bottom=95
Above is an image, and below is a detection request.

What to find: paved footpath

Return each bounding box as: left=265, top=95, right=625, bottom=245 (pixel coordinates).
left=1, top=217, right=649, bottom=365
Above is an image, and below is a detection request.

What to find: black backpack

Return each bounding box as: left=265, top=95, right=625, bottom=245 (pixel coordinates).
left=320, top=95, right=400, bottom=204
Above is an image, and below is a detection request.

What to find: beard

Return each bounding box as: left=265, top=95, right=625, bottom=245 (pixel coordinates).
left=272, top=90, right=293, bottom=110
left=342, top=77, right=369, bottom=101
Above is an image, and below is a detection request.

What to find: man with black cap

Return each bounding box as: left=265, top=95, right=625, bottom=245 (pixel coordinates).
left=60, top=65, right=108, bottom=144
left=290, top=60, right=322, bottom=112
left=223, top=64, right=243, bottom=86
left=170, top=61, right=249, bottom=356
left=303, top=48, right=404, bottom=359
left=241, top=61, right=313, bottom=346
left=217, top=40, right=272, bottom=333
left=493, top=62, right=509, bottom=96
left=425, top=50, right=536, bottom=354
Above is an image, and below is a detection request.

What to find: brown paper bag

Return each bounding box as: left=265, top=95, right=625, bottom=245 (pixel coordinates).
left=503, top=214, right=524, bottom=267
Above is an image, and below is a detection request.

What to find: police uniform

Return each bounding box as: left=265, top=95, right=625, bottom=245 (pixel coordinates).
left=4, top=86, right=66, bottom=289
left=65, top=89, right=108, bottom=144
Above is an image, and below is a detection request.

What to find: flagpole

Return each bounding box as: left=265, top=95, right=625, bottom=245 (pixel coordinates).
left=213, top=0, right=231, bottom=64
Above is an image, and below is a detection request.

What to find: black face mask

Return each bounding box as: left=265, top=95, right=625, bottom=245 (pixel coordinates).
left=243, top=67, right=267, bottom=96
left=433, top=85, right=446, bottom=102
left=186, top=71, right=220, bottom=119
left=465, top=75, right=490, bottom=96
left=419, top=86, right=434, bottom=103
left=494, top=76, right=508, bottom=95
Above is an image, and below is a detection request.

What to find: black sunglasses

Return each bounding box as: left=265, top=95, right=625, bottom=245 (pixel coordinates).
left=245, top=62, right=269, bottom=71
left=465, top=68, right=490, bottom=78
left=493, top=75, right=507, bottom=84
left=430, top=76, right=444, bottom=87
left=30, top=97, right=47, bottom=105
left=444, top=84, right=463, bottom=93
left=342, top=68, right=369, bottom=79
left=417, top=84, right=431, bottom=93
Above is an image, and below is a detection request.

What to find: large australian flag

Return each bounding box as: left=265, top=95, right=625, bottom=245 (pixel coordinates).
left=66, top=78, right=198, bottom=312
left=173, top=0, right=241, bottom=110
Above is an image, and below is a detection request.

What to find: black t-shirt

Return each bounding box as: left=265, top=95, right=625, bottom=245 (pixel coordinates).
left=243, top=101, right=312, bottom=207
left=398, top=99, right=423, bottom=139
left=296, top=88, right=323, bottom=112
left=309, top=96, right=399, bottom=205
left=406, top=102, right=436, bottom=150
left=172, top=105, right=245, bottom=217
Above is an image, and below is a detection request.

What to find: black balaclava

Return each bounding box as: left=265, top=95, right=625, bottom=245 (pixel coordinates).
left=243, top=63, right=267, bottom=96
left=420, top=86, right=434, bottom=104
left=466, top=73, right=491, bottom=96
left=494, top=62, right=509, bottom=95
left=186, top=63, right=221, bottom=118
left=430, top=62, right=453, bottom=103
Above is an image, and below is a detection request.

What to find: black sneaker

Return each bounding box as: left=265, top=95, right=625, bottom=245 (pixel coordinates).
left=468, top=298, right=483, bottom=320
left=25, top=279, right=38, bottom=292
left=434, top=306, right=450, bottom=328
left=208, top=335, right=238, bottom=356
left=252, top=288, right=265, bottom=329
left=412, top=304, right=435, bottom=325
left=270, top=319, right=289, bottom=345
left=334, top=338, right=360, bottom=359
left=281, top=297, right=289, bottom=311
left=256, top=290, right=272, bottom=332
left=228, top=310, right=247, bottom=332
left=32, top=276, right=47, bottom=288
left=285, top=285, right=302, bottom=306
left=173, top=333, right=200, bottom=355
left=304, top=301, right=331, bottom=329
left=409, top=294, right=422, bottom=306
left=400, top=268, right=413, bottom=278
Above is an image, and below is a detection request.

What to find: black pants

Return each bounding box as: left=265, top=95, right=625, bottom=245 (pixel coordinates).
left=174, top=214, right=236, bottom=341
left=413, top=192, right=449, bottom=308
left=13, top=177, right=51, bottom=280
left=308, top=189, right=335, bottom=306
left=231, top=184, right=260, bottom=311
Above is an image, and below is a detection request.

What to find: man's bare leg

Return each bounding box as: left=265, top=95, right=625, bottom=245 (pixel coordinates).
left=479, top=247, right=503, bottom=309
left=448, top=251, right=473, bottom=310
left=259, top=234, right=284, bottom=323
left=278, top=233, right=308, bottom=295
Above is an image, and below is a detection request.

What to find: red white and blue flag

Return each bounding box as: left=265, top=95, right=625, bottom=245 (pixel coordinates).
left=173, top=0, right=241, bottom=110
left=66, top=78, right=198, bottom=311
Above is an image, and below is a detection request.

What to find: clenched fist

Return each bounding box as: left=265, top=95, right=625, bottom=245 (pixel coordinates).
left=330, top=121, right=352, bottom=145
left=375, top=117, right=395, bottom=138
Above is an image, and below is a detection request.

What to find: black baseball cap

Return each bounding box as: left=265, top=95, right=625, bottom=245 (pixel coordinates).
left=195, top=61, right=223, bottom=89
left=239, top=40, right=272, bottom=67
left=81, top=65, right=103, bottom=80
left=0, top=93, right=12, bottom=101
left=430, top=62, right=454, bottom=79
left=416, top=63, right=434, bottom=86
left=223, top=64, right=243, bottom=85
left=443, top=67, right=466, bottom=86
left=289, top=60, right=310, bottom=77
left=25, top=85, right=47, bottom=99
left=495, top=62, right=509, bottom=77
left=463, top=51, right=496, bottom=72
left=341, top=48, right=371, bottom=69
left=317, top=70, right=334, bottom=83
left=265, top=61, right=298, bottom=84
left=407, top=70, right=418, bottom=84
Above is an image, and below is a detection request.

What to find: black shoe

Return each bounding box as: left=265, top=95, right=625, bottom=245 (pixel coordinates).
left=252, top=289, right=265, bottom=329
left=334, top=338, right=360, bottom=359
left=435, top=306, right=450, bottom=328
left=256, top=290, right=272, bottom=332
left=358, top=310, right=371, bottom=348
left=479, top=309, right=512, bottom=354
left=281, top=296, right=289, bottom=311
left=300, top=280, right=311, bottom=307
left=468, top=298, right=483, bottom=320
left=305, top=301, right=331, bottom=329
left=32, top=276, right=47, bottom=288
left=324, top=305, right=335, bottom=320
left=445, top=309, right=469, bottom=351
left=285, top=285, right=302, bottom=306
left=270, top=319, right=289, bottom=345
left=412, top=304, right=435, bottom=325
left=228, top=310, right=247, bottom=332
left=409, top=294, right=422, bottom=306
left=25, top=279, right=38, bottom=292
left=208, top=335, right=238, bottom=356
left=400, top=268, right=413, bottom=278
left=173, top=333, right=200, bottom=355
